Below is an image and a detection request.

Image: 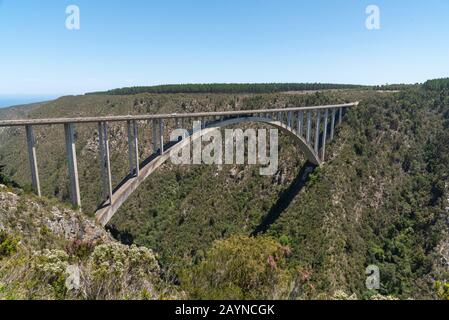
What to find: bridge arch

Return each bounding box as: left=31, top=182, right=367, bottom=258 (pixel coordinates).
left=95, top=115, right=320, bottom=226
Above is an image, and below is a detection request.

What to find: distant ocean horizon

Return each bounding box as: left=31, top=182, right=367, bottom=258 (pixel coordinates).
left=0, top=95, right=59, bottom=109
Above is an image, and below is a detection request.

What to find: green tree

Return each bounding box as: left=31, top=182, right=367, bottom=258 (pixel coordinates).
left=435, top=282, right=449, bottom=300
left=181, top=235, right=292, bottom=299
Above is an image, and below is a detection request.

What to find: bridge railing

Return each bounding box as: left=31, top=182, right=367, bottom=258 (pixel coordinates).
left=0, top=102, right=358, bottom=212
left=0, top=102, right=357, bottom=127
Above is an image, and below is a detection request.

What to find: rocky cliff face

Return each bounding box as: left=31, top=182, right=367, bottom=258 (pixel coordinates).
left=0, top=186, right=180, bottom=300
left=0, top=184, right=110, bottom=245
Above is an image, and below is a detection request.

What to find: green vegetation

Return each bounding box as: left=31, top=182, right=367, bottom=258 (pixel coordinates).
left=372, top=84, right=418, bottom=91
left=0, top=243, right=170, bottom=300
left=423, top=77, right=449, bottom=91
left=0, top=231, right=18, bottom=259
left=0, top=165, right=20, bottom=188
left=0, top=187, right=179, bottom=300
left=435, top=282, right=449, bottom=300
left=88, top=83, right=364, bottom=95
left=0, top=81, right=448, bottom=300
left=181, top=235, right=292, bottom=300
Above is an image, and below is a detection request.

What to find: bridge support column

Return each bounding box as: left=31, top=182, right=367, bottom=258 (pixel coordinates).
left=127, top=121, right=133, bottom=175
left=338, top=107, right=343, bottom=125
left=98, top=122, right=106, bottom=198
left=331, top=108, right=336, bottom=140
left=181, top=117, right=187, bottom=139
left=315, top=111, right=321, bottom=154
left=201, top=117, right=206, bottom=129
left=288, top=111, right=292, bottom=128
left=98, top=122, right=113, bottom=205
left=127, top=121, right=139, bottom=176
left=175, top=118, right=182, bottom=141
left=159, top=119, right=164, bottom=154
left=133, top=121, right=139, bottom=176
left=297, top=112, right=304, bottom=136
left=152, top=119, right=158, bottom=151
left=25, top=125, right=41, bottom=197
left=306, top=111, right=312, bottom=143
left=64, top=123, right=81, bottom=209
left=322, top=109, right=329, bottom=161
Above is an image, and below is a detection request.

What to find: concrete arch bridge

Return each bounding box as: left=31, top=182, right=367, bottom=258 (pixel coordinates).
left=0, top=102, right=358, bottom=226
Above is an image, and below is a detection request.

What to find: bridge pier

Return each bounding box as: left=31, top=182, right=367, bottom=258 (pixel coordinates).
left=181, top=117, right=187, bottom=139
left=175, top=118, right=180, bottom=129
left=314, top=111, right=321, bottom=154
left=331, top=108, right=336, bottom=140
left=322, top=109, right=329, bottom=161
left=159, top=119, right=164, bottom=154
left=64, top=123, right=81, bottom=209
left=339, top=107, right=343, bottom=125
left=288, top=111, right=293, bottom=128
left=98, top=122, right=113, bottom=205
left=152, top=119, right=158, bottom=152
left=127, top=120, right=139, bottom=176
left=306, top=111, right=312, bottom=143
left=175, top=118, right=183, bottom=141
left=133, top=121, right=139, bottom=175
left=25, top=125, right=41, bottom=197
left=297, top=112, right=304, bottom=136
left=201, top=117, right=205, bottom=129
left=98, top=122, right=106, bottom=198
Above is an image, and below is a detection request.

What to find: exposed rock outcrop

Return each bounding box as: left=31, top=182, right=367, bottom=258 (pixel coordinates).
left=0, top=184, right=110, bottom=244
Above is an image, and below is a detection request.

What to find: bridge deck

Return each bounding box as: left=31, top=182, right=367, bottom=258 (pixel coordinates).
left=0, top=102, right=358, bottom=127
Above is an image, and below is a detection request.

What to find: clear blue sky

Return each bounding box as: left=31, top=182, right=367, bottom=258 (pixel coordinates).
left=1, top=0, right=449, bottom=95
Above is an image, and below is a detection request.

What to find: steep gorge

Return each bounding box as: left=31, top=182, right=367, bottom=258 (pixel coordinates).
left=0, top=87, right=448, bottom=299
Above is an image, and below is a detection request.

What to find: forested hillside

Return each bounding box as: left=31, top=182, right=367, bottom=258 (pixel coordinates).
left=0, top=85, right=448, bottom=299
left=88, top=83, right=364, bottom=95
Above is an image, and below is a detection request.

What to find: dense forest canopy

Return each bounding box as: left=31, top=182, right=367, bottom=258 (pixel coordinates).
left=87, top=82, right=426, bottom=96
left=88, top=83, right=367, bottom=95
left=423, top=78, right=449, bottom=91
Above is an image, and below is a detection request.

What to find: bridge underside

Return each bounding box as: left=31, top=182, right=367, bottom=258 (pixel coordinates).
left=95, top=116, right=321, bottom=226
